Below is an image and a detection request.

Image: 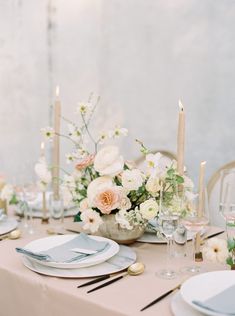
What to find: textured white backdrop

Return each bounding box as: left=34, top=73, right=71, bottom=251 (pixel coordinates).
left=0, top=0, right=235, bottom=185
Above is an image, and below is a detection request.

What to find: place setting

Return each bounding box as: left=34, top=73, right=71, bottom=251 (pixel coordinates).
left=15, top=232, right=138, bottom=279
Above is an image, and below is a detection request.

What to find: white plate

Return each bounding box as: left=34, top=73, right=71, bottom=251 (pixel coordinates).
left=22, top=245, right=136, bottom=278
left=0, top=217, right=18, bottom=235
left=181, top=271, right=235, bottom=316
left=171, top=292, right=205, bottom=316
left=22, top=234, right=119, bottom=269
left=138, top=229, right=206, bottom=244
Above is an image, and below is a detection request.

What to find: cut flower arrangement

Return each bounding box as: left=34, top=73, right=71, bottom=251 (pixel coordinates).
left=42, top=96, right=195, bottom=236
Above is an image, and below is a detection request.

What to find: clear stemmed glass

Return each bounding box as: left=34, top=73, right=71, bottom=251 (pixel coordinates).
left=181, top=188, right=209, bottom=273
left=219, top=169, right=235, bottom=236
left=22, top=183, right=38, bottom=235
left=48, top=193, right=64, bottom=233
left=157, top=203, right=179, bottom=279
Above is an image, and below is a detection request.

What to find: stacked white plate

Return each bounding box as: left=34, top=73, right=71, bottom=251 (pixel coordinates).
left=19, top=234, right=137, bottom=278
left=171, top=271, right=235, bottom=316
left=0, top=217, right=18, bottom=235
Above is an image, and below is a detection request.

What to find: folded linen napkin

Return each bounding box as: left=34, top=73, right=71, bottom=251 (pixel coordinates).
left=16, top=233, right=109, bottom=263
left=193, top=284, right=235, bottom=315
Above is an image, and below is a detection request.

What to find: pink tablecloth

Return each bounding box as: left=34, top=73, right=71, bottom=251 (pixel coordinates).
left=0, top=221, right=226, bottom=316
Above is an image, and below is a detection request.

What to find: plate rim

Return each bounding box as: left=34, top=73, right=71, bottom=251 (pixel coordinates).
left=22, top=234, right=120, bottom=269
left=0, top=217, right=18, bottom=236
left=22, top=245, right=136, bottom=278
left=180, top=270, right=235, bottom=316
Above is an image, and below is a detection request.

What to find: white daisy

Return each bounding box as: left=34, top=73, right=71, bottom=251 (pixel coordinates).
left=76, top=102, right=92, bottom=115
left=81, top=209, right=103, bottom=233
left=109, top=126, right=128, bottom=138
left=202, top=238, right=228, bottom=264
left=98, top=131, right=109, bottom=144
left=41, top=127, right=55, bottom=141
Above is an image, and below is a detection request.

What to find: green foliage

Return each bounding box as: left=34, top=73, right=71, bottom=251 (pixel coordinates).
left=74, top=212, right=82, bottom=222
left=227, top=237, right=235, bottom=267
left=226, top=256, right=234, bottom=266
left=9, top=194, right=19, bottom=205
left=227, top=238, right=235, bottom=252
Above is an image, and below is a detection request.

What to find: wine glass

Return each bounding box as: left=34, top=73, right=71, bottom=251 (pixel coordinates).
left=22, top=182, right=38, bottom=235
left=157, top=197, right=179, bottom=279
left=48, top=193, right=64, bottom=233
left=219, top=169, right=235, bottom=245
left=181, top=188, right=209, bottom=273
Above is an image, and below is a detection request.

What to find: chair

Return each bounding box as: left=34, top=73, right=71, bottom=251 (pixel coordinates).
left=207, top=161, right=235, bottom=228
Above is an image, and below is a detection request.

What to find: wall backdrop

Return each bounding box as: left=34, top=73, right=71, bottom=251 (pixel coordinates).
left=0, top=0, right=235, bottom=185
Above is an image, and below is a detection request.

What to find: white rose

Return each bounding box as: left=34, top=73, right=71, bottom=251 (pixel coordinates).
left=115, top=210, right=133, bottom=230
left=146, top=176, right=161, bottom=197
left=139, top=199, right=159, bottom=220
left=87, top=176, right=113, bottom=205
left=121, top=169, right=144, bottom=191
left=0, top=184, right=14, bottom=201
left=94, top=146, right=124, bottom=176
left=34, top=159, right=52, bottom=184
left=202, top=238, right=228, bottom=264
left=119, top=196, right=131, bottom=211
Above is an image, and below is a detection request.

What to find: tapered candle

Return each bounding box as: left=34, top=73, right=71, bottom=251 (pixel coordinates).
left=52, top=86, right=61, bottom=200
left=40, top=142, right=47, bottom=221
left=177, top=100, right=185, bottom=176
left=195, top=161, right=206, bottom=258
left=198, top=161, right=206, bottom=217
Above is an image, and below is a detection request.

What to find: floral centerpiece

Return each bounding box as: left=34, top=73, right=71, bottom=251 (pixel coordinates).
left=42, top=96, right=194, bottom=243
left=0, top=175, right=18, bottom=213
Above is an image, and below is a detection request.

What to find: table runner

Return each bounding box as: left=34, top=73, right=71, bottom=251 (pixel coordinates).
left=0, top=220, right=226, bottom=316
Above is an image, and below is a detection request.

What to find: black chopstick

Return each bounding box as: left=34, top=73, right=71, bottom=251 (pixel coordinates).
left=87, top=274, right=126, bottom=293
left=140, top=284, right=180, bottom=312
left=77, top=275, right=110, bottom=288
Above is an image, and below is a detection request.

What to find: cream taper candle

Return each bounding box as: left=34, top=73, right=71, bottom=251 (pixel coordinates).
left=52, top=86, right=61, bottom=200
left=177, top=100, right=185, bottom=176
left=40, top=142, right=47, bottom=221
left=198, top=161, right=206, bottom=217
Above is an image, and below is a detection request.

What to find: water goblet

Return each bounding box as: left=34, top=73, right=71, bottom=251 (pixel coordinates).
left=219, top=169, right=235, bottom=235
left=157, top=209, right=179, bottom=279
left=181, top=188, right=209, bottom=273
left=48, top=193, right=64, bottom=233
left=23, top=183, right=38, bottom=234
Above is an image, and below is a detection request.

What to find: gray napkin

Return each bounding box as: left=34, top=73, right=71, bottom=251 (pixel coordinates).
left=193, top=284, right=235, bottom=315
left=16, top=233, right=109, bottom=263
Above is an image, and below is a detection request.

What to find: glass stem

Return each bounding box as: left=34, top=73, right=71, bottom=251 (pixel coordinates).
left=192, top=235, right=196, bottom=262
left=166, top=237, right=172, bottom=270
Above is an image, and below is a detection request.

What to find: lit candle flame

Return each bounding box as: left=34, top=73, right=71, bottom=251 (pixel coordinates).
left=41, top=142, right=45, bottom=150
left=55, top=86, right=60, bottom=98
left=201, top=161, right=207, bottom=166
left=178, top=99, right=184, bottom=111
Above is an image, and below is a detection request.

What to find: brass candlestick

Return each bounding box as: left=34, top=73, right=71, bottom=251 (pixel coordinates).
left=41, top=191, right=49, bottom=224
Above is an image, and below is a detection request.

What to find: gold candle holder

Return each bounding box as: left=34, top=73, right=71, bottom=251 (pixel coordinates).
left=41, top=191, right=49, bottom=224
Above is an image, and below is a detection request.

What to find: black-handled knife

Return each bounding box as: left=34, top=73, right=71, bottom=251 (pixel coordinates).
left=87, top=273, right=127, bottom=293
left=140, top=284, right=181, bottom=312
left=77, top=275, right=110, bottom=288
